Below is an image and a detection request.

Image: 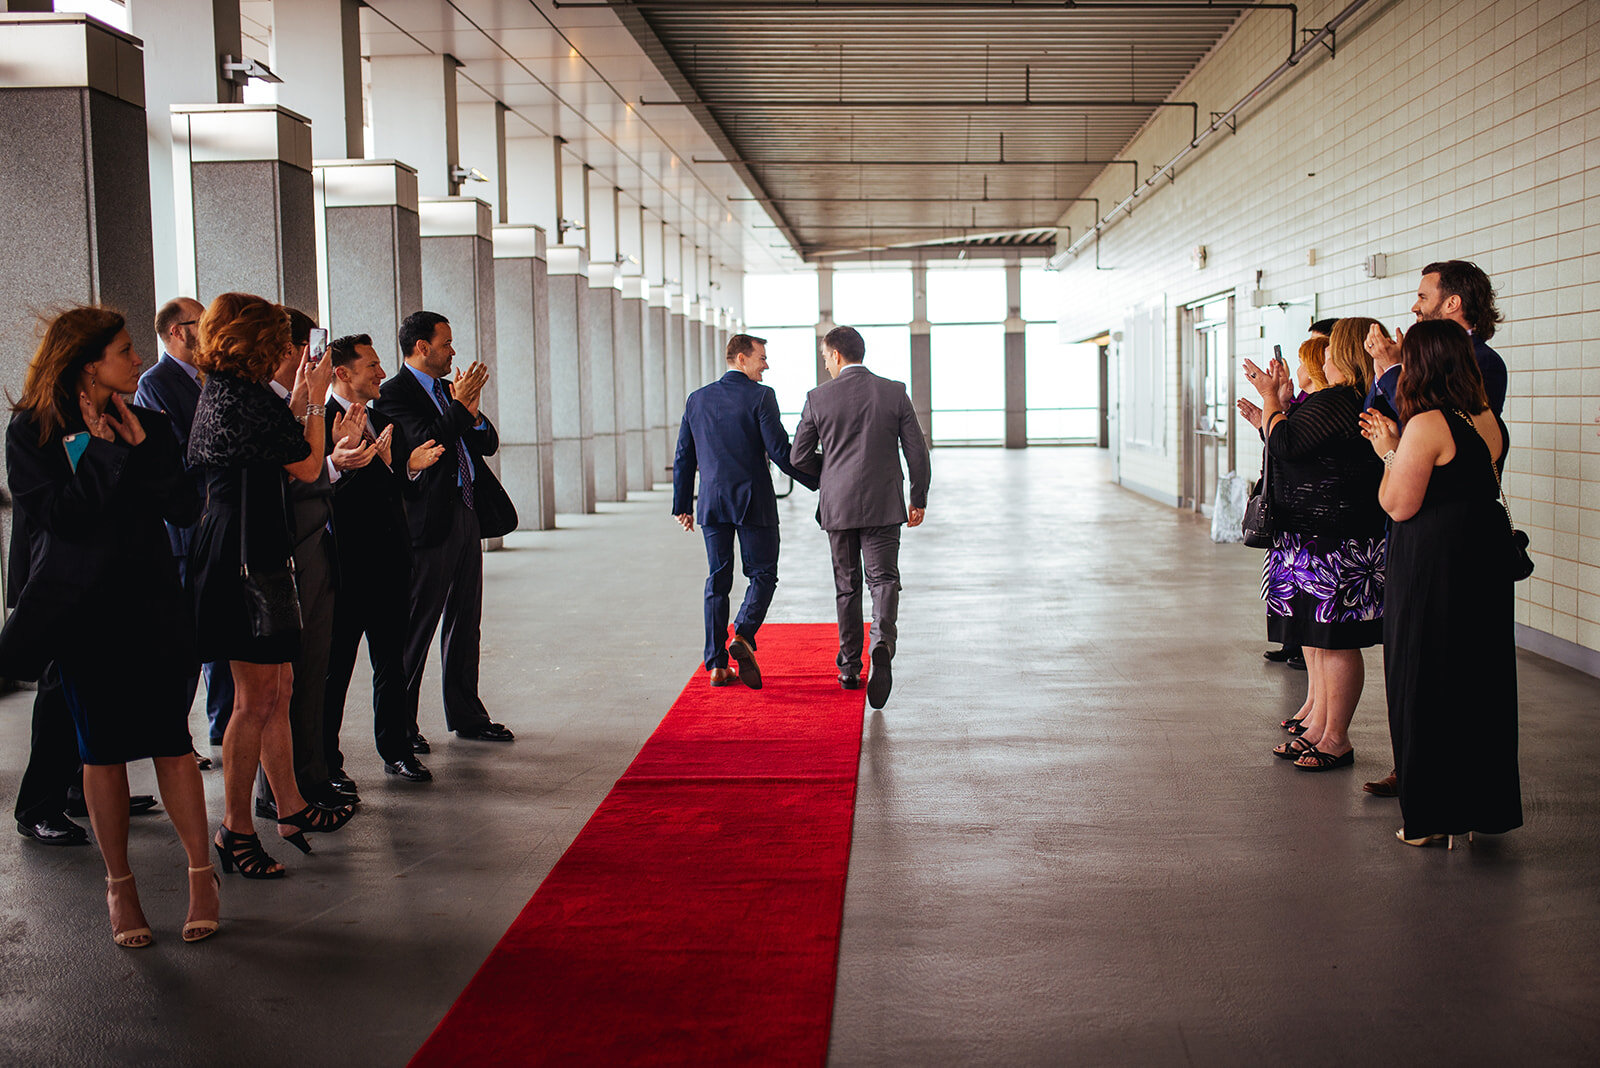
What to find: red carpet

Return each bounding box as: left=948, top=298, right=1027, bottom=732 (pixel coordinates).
left=410, top=623, right=866, bottom=1067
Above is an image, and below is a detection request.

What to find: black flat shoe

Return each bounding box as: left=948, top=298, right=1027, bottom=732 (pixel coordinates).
left=410, top=732, right=431, bottom=754
left=455, top=722, right=515, bottom=742
left=1294, top=746, right=1354, bottom=771
left=384, top=757, right=434, bottom=782
left=16, top=813, right=89, bottom=846
left=867, top=646, right=893, bottom=709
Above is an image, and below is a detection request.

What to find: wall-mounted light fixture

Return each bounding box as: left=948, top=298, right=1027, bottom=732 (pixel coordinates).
left=558, top=218, right=586, bottom=239
left=221, top=55, right=281, bottom=85
left=1363, top=253, right=1388, bottom=279
left=450, top=166, right=489, bottom=185
left=1190, top=245, right=1207, bottom=271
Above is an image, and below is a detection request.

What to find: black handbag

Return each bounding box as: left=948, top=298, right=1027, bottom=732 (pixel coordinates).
left=1241, top=429, right=1275, bottom=548
left=239, top=467, right=302, bottom=638
left=1454, top=409, right=1533, bottom=582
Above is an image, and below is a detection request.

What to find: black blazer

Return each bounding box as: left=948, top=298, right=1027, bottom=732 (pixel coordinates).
left=132, top=354, right=204, bottom=558
left=371, top=365, right=515, bottom=548
left=0, top=406, right=200, bottom=680
left=326, top=394, right=415, bottom=578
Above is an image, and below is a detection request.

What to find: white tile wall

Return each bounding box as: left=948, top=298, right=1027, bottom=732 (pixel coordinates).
left=1052, top=0, right=1600, bottom=658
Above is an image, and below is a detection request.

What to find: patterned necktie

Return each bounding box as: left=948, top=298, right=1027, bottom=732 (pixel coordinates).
left=430, top=377, right=475, bottom=509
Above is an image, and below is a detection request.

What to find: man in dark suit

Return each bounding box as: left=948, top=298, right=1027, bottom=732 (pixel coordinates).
left=792, top=325, right=931, bottom=710
left=372, top=311, right=516, bottom=745
left=134, top=296, right=232, bottom=758
left=672, top=334, right=817, bottom=688
left=323, top=333, right=443, bottom=782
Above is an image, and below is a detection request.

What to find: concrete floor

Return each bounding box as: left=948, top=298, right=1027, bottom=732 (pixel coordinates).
left=1, top=448, right=1596, bottom=1067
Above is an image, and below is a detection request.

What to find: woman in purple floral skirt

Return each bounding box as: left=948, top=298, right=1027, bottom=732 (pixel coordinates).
left=1241, top=318, right=1387, bottom=770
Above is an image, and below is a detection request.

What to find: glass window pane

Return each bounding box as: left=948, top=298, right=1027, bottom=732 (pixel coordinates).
left=1021, top=265, right=1063, bottom=323
left=858, top=326, right=911, bottom=389
left=752, top=326, right=817, bottom=431
left=743, top=271, right=818, bottom=327
left=833, top=267, right=911, bottom=326
left=1025, top=324, right=1099, bottom=443
left=927, top=266, right=1005, bottom=324
left=931, top=324, right=1004, bottom=443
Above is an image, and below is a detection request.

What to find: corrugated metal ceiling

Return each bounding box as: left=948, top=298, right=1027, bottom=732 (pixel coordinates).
left=609, top=0, right=1247, bottom=259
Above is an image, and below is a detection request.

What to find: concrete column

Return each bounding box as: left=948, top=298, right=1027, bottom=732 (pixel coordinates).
left=419, top=198, right=501, bottom=542
left=314, top=159, right=421, bottom=350
left=588, top=263, right=626, bottom=502
left=0, top=12, right=156, bottom=375
left=910, top=258, right=933, bottom=444
left=685, top=298, right=704, bottom=393
left=492, top=225, right=556, bottom=530
left=458, top=101, right=507, bottom=224
left=619, top=276, right=649, bottom=492
left=128, top=0, right=241, bottom=301
left=271, top=0, right=361, bottom=160
left=547, top=247, right=595, bottom=514
left=815, top=265, right=836, bottom=385
left=559, top=160, right=589, bottom=246
left=506, top=135, right=558, bottom=233
left=369, top=53, right=458, bottom=198
left=666, top=292, right=687, bottom=438
left=646, top=285, right=671, bottom=485
left=172, top=103, right=316, bottom=314
left=1004, top=258, right=1027, bottom=449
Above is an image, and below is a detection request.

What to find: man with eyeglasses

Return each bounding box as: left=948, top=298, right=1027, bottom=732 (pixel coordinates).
left=135, top=297, right=234, bottom=757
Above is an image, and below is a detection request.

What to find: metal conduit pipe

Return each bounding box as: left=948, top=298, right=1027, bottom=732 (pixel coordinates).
left=1058, top=0, right=1374, bottom=263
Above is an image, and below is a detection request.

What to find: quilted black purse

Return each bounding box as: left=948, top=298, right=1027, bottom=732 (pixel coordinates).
left=239, top=467, right=302, bottom=638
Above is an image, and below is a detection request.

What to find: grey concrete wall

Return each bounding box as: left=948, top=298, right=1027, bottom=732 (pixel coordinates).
left=1004, top=328, right=1027, bottom=449
left=619, top=286, right=649, bottom=493
left=587, top=274, right=625, bottom=503
left=645, top=298, right=670, bottom=485
left=665, top=303, right=686, bottom=466
left=493, top=255, right=556, bottom=530
left=325, top=204, right=421, bottom=355
left=684, top=307, right=703, bottom=395
left=420, top=233, right=500, bottom=481
left=910, top=329, right=934, bottom=445
left=191, top=160, right=318, bottom=312
left=548, top=261, right=596, bottom=514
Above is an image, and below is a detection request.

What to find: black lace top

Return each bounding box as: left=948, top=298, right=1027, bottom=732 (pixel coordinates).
left=1265, top=384, right=1386, bottom=537
left=188, top=371, right=310, bottom=469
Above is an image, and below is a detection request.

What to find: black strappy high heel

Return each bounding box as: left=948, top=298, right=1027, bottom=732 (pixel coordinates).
left=276, top=803, right=356, bottom=854
left=214, top=826, right=286, bottom=879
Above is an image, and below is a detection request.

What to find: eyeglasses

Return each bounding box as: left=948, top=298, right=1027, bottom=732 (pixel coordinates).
left=177, top=320, right=199, bottom=328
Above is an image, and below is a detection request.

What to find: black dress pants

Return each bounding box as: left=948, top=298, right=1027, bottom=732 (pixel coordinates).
left=403, top=503, right=490, bottom=734
left=324, top=559, right=413, bottom=768
left=13, top=664, right=77, bottom=824
left=258, top=531, right=337, bottom=804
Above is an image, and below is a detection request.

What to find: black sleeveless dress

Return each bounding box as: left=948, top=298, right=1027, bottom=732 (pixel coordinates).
left=1383, top=409, right=1522, bottom=838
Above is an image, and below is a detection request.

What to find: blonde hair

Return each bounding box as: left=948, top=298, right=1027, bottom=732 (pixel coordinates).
left=1327, top=317, right=1379, bottom=394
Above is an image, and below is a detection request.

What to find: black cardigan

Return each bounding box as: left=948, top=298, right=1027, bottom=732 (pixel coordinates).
left=1265, top=385, right=1386, bottom=538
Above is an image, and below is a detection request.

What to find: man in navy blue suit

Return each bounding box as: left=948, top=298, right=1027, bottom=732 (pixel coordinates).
left=135, top=296, right=233, bottom=757
left=672, top=335, right=817, bottom=689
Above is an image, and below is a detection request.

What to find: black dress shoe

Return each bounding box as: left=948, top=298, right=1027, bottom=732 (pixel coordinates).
left=455, top=722, right=515, bottom=742
left=839, top=674, right=863, bottom=690
left=17, top=812, right=89, bottom=845
left=1263, top=645, right=1301, bottom=662
left=254, top=796, right=278, bottom=821
left=193, top=748, right=214, bottom=770
left=383, top=757, right=434, bottom=782
left=65, top=794, right=158, bottom=818
left=328, top=775, right=359, bottom=795
left=1286, top=654, right=1307, bottom=671
left=411, top=732, right=431, bottom=754
left=867, top=646, right=893, bottom=710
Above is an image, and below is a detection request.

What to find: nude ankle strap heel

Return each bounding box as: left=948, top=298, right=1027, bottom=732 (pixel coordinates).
left=182, top=864, right=221, bottom=943
left=106, top=872, right=153, bottom=949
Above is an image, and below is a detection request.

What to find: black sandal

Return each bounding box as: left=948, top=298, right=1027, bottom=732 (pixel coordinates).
left=214, top=826, right=286, bottom=879
left=1294, top=745, right=1354, bottom=771
left=1280, top=716, right=1304, bottom=732
left=276, top=803, right=356, bottom=854
left=1273, top=738, right=1312, bottom=760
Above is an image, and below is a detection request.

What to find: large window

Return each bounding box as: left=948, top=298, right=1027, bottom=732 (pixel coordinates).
left=834, top=266, right=910, bottom=327
left=931, top=323, right=1005, bottom=444
left=744, top=271, right=818, bottom=429
left=1026, top=325, right=1100, bottom=442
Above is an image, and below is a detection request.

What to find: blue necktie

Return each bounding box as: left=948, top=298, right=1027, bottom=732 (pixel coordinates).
left=431, top=377, right=475, bottom=509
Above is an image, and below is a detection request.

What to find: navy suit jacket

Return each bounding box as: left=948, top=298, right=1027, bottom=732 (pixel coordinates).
left=132, top=353, right=204, bottom=557
left=671, top=371, right=816, bottom=527
left=1474, top=335, right=1507, bottom=416
left=1363, top=363, right=1401, bottom=423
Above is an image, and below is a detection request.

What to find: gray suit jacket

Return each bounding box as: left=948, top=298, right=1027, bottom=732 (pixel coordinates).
left=792, top=366, right=930, bottom=531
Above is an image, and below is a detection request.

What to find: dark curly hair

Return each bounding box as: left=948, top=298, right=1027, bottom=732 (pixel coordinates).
left=193, top=292, right=289, bottom=382
left=1397, top=319, right=1489, bottom=424
left=1423, top=260, right=1503, bottom=342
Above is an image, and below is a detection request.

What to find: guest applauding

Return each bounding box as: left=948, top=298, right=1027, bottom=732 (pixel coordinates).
left=1245, top=318, right=1388, bottom=771
left=187, top=294, right=354, bottom=879
left=1, top=308, right=218, bottom=945
left=1360, top=320, right=1521, bottom=848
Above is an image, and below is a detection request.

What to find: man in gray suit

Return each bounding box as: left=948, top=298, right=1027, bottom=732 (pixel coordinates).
left=792, top=326, right=931, bottom=709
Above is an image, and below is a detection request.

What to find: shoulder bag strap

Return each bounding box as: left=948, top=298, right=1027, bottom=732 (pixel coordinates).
left=1451, top=407, right=1516, bottom=533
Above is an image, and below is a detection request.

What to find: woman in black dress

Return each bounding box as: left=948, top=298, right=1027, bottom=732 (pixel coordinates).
left=1, top=307, right=218, bottom=946
left=1245, top=318, right=1388, bottom=771
left=188, top=293, right=353, bottom=878
left=1360, top=319, right=1520, bottom=848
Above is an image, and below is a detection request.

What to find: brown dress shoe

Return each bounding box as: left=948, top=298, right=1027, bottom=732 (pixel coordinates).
left=1363, top=770, right=1399, bottom=797
left=709, top=667, right=738, bottom=687
left=727, top=635, right=762, bottom=690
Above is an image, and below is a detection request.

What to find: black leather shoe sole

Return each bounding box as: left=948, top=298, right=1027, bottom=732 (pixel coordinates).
left=867, top=647, right=892, bottom=709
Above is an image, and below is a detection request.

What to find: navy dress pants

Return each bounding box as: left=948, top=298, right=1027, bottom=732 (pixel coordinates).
left=701, top=523, right=779, bottom=670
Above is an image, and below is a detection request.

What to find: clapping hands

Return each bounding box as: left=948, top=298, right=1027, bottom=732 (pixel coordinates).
left=449, top=362, right=490, bottom=418
left=330, top=402, right=378, bottom=471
